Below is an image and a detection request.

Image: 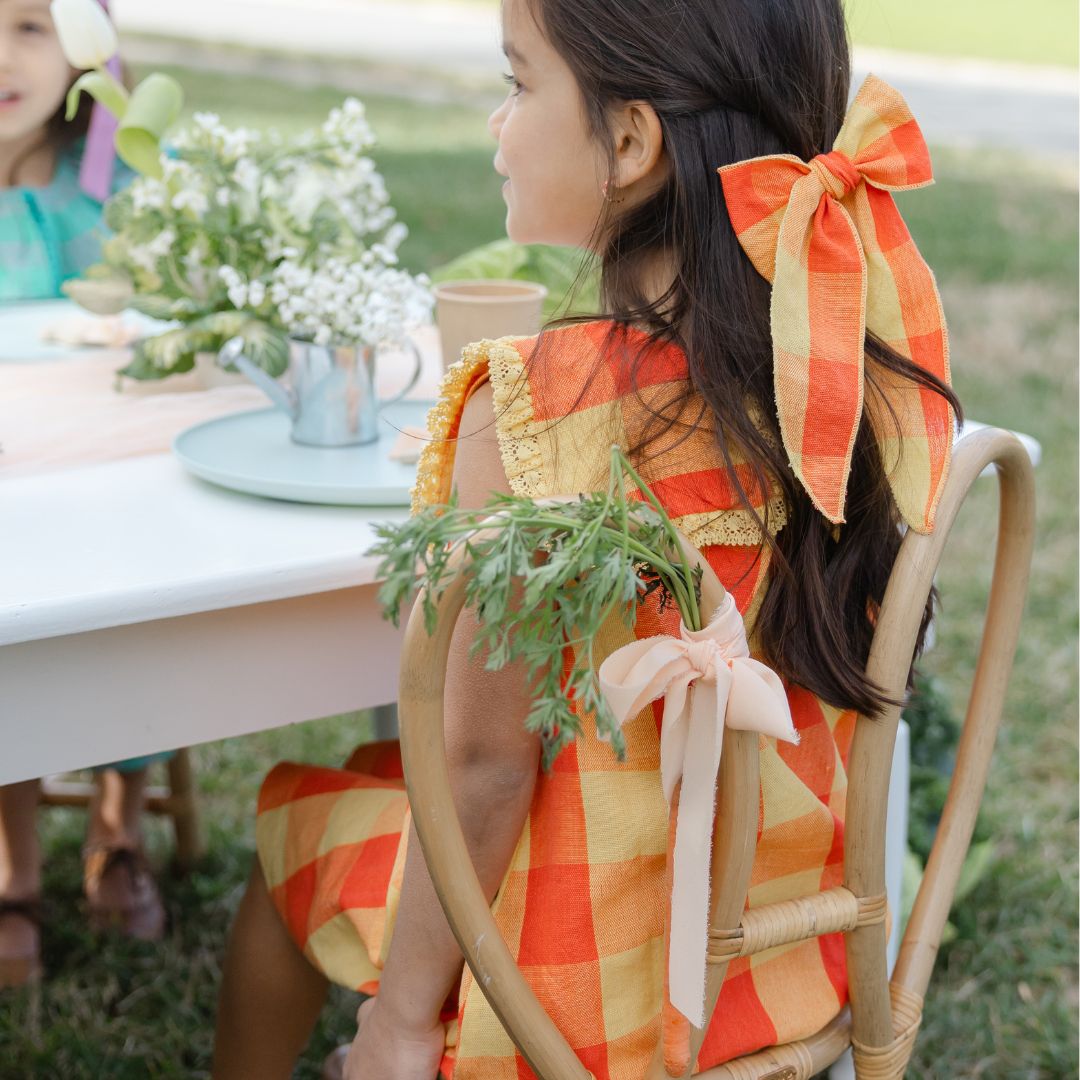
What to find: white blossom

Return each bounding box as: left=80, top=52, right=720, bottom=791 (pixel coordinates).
left=269, top=255, right=432, bottom=348
left=50, top=0, right=118, bottom=70
left=127, top=227, right=176, bottom=272
left=130, top=178, right=167, bottom=213
left=95, top=95, right=429, bottom=345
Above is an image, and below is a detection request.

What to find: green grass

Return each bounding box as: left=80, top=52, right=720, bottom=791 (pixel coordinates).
left=153, top=63, right=508, bottom=274
left=845, top=0, right=1079, bottom=67
left=1, top=70, right=1076, bottom=1078
left=895, top=147, right=1079, bottom=1078
left=397, top=0, right=1080, bottom=67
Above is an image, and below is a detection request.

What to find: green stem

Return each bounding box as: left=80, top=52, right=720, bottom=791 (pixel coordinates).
left=616, top=451, right=701, bottom=630
left=611, top=444, right=632, bottom=569
left=434, top=502, right=697, bottom=622
left=442, top=511, right=689, bottom=584
left=66, top=68, right=129, bottom=124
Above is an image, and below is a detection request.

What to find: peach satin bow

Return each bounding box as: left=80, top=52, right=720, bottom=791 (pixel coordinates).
left=597, top=593, right=798, bottom=1027
left=718, top=74, right=954, bottom=533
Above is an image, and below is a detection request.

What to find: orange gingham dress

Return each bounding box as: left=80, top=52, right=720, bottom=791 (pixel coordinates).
left=256, top=321, right=855, bottom=1078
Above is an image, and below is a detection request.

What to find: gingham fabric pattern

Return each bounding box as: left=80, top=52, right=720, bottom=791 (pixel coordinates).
left=718, top=74, right=954, bottom=533
left=256, top=323, right=854, bottom=1077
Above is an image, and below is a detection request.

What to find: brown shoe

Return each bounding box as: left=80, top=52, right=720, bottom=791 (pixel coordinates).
left=0, top=897, right=43, bottom=989
left=83, top=845, right=166, bottom=941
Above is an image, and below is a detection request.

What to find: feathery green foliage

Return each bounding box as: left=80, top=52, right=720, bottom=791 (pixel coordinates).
left=371, top=445, right=702, bottom=767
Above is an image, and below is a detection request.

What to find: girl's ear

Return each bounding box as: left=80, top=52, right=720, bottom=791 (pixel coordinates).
left=610, top=100, right=666, bottom=195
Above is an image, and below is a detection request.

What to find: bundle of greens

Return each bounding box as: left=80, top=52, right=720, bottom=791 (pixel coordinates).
left=372, top=446, right=703, bottom=767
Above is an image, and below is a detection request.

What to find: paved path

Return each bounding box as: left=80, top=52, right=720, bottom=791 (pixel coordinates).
left=112, top=0, right=1077, bottom=162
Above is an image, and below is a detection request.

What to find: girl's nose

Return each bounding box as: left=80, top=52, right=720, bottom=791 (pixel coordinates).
left=488, top=96, right=510, bottom=141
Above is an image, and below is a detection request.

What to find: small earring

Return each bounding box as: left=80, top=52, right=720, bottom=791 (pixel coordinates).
left=602, top=179, right=626, bottom=206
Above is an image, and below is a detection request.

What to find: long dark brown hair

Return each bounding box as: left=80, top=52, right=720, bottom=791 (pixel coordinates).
left=528, top=0, right=961, bottom=715
left=4, top=81, right=94, bottom=188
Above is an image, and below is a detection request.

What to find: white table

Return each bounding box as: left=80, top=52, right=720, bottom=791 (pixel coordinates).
left=0, top=302, right=425, bottom=784
left=0, top=451, right=411, bottom=784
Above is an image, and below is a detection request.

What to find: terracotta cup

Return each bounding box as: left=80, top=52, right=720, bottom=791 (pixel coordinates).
left=433, top=279, right=548, bottom=369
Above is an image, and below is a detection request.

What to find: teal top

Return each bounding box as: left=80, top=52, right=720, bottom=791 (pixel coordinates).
left=0, top=144, right=171, bottom=773
left=0, top=142, right=129, bottom=302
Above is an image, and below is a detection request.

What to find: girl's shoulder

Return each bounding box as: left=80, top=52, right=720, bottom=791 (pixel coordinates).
left=497, top=318, right=688, bottom=398
left=414, top=321, right=785, bottom=552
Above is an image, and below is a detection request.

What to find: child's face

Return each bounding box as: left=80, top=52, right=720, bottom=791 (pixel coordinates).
left=489, top=0, right=608, bottom=248
left=0, top=0, right=73, bottom=147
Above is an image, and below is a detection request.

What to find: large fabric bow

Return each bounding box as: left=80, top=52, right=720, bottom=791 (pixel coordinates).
left=597, top=594, right=798, bottom=1027
left=718, top=74, right=954, bottom=532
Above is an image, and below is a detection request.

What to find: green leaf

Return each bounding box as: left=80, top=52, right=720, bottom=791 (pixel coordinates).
left=115, top=74, right=184, bottom=179
left=119, top=328, right=200, bottom=380
left=371, top=447, right=697, bottom=767
left=127, top=293, right=199, bottom=321
left=953, top=839, right=997, bottom=904
left=102, top=190, right=135, bottom=233
left=189, top=313, right=289, bottom=377
left=63, top=272, right=133, bottom=315
left=65, top=69, right=128, bottom=123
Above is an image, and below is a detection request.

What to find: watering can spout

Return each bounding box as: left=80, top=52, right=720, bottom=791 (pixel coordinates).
left=219, top=337, right=297, bottom=418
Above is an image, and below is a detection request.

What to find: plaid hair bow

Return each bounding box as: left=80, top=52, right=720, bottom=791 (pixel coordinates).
left=718, top=74, right=954, bottom=532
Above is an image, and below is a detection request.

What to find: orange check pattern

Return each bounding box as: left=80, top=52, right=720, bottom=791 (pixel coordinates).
left=256, top=323, right=855, bottom=1077
left=718, top=74, right=954, bottom=533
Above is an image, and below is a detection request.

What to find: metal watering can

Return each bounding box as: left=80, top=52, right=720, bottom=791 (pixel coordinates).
left=220, top=336, right=422, bottom=447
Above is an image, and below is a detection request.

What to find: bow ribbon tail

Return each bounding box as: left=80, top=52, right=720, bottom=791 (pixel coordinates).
left=772, top=172, right=868, bottom=525
left=598, top=604, right=799, bottom=1032
left=847, top=183, right=954, bottom=533
left=666, top=665, right=732, bottom=1028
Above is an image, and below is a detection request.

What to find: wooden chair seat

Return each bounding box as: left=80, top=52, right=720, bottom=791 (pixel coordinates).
left=397, top=427, right=1035, bottom=1079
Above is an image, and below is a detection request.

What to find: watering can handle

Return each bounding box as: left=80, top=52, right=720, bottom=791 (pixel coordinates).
left=377, top=339, right=424, bottom=409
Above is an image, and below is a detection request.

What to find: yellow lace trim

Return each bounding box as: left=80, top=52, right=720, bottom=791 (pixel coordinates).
left=673, top=496, right=788, bottom=549
left=485, top=337, right=547, bottom=499
left=410, top=348, right=492, bottom=513
left=413, top=335, right=789, bottom=553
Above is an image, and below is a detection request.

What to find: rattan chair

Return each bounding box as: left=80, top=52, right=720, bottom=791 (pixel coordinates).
left=397, top=427, right=1035, bottom=1079
left=40, top=747, right=205, bottom=870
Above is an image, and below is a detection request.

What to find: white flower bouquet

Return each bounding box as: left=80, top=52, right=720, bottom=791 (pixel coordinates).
left=69, top=100, right=433, bottom=380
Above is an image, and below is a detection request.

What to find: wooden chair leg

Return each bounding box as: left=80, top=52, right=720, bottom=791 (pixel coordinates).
left=166, top=749, right=205, bottom=871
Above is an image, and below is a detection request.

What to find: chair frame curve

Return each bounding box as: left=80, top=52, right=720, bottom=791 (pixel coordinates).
left=398, top=427, right=1036, bottom=1080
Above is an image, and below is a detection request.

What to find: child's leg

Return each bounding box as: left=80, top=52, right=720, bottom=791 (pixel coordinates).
left=0, top=780, right=43, bottom=984
left=0, top=780, right=41, bottom=897
left=213, top=863, right=330, bottom=1080
left=84, top=766, right=165, bottom=940
left=87, top=764, right=148, bottom=849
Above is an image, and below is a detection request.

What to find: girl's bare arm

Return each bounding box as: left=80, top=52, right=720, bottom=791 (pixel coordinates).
left=356, top=382, right=540, bottom=1052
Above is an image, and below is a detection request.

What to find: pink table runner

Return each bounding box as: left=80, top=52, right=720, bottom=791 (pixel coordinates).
left=0, top=330, right=442, bottom=479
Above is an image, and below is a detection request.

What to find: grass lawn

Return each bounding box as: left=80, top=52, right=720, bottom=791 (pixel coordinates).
left=403, top=0, right=1080, bottom=68
left=0, top=70, right=1075, bottom=1078
left=845, top=0, right=1078, bottom=68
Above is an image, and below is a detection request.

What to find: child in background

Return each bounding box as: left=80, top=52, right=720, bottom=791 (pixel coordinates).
left=0, top=0, right=126, bottom=299
left=0, top=0, right=168, bottom=989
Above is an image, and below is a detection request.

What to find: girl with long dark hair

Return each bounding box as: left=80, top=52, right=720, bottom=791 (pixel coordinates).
left=214, top=0, right=958, bottom=1075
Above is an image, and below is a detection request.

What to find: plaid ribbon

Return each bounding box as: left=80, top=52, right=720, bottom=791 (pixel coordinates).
left=718, top=74, right=954, bottom=532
